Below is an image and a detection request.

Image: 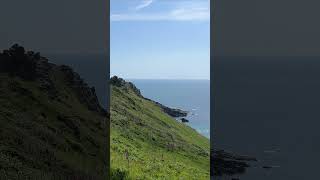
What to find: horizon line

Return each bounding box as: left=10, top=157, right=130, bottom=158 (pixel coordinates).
left=111, top=77, right=210, bottom=81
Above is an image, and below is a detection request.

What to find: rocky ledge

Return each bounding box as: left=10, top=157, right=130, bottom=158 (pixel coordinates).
left=145, top=98, right=188, bottom=117
left=110, top=76, right=188, bottom=118
left=211, top=149, right=257, bottom=177
left=181, top=118, right=189, bottom=123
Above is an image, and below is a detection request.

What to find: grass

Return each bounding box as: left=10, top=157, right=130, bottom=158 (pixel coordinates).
left=110, top=81, right=210, bottom=179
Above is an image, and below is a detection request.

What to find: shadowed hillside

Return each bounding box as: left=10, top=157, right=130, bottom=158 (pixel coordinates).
left=0, top=45, right=109, bottom=180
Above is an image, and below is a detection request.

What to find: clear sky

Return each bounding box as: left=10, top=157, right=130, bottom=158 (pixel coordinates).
left=110, top=0, right=210, bottom=80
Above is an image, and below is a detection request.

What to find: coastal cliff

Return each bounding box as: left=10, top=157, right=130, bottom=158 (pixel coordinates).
left=110, top=76, right=188, bottom=118
left=110, top=76, right=210, bottom=179
left=110, top=76, right=254, bottom=179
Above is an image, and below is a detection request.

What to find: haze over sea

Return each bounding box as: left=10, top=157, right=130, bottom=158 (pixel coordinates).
left=131, top=79, right=210, bottom=139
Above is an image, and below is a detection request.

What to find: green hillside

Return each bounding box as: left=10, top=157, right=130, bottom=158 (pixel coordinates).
left=0, top=45, right=108, bottom=179
left=110, top=76, right=210, bottom=179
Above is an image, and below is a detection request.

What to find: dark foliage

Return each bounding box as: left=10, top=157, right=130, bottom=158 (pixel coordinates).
left=0, top=44, right=39, bottom=80
left=110, top=169, right=129, bottom=180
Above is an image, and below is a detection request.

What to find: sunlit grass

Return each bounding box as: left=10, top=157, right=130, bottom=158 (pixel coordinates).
left=110, top=84, right=210, bottom=179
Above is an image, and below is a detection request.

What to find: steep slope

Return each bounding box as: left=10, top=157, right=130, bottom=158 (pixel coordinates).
left=110, top=76, right=210, bottom=179
left=0, top=45, right=108, bottom=180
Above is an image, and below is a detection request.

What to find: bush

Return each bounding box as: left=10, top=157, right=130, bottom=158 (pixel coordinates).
left=110, top=168, right=130, bottom=180
left=0, top=44, right=38, bottom=80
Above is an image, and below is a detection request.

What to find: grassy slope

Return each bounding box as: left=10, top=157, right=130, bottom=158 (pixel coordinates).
left=0, top=67, right=108, bottom=179
left=110, top=83, right=210, bottom=179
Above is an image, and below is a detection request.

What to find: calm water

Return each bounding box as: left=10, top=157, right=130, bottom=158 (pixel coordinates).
left=214, top=56, right=320, bottom=179
left=131, top=79, right=210, bottom=139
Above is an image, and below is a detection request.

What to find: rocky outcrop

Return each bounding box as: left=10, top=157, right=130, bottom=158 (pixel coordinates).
left=211, top=149, right=257, bottom=176
left=0, top=44, right=106, bottom=115
left=110, top=76, right=142, bottom=97
left=181, top=118, right=189, bottom=123
left=110, top=76, right=188, bottom=117
left=151, top=101, right=188, bottom=117
left=58, top=65, right=106, bottom=115
left=144, top=97, right=188, bottom=117
left=0, top=44, right=37, bottom=80
left=0, top=44, right=56, bottom=96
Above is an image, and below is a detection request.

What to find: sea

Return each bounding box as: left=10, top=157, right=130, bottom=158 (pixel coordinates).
left=130, top=79, right=210, bottom=139
left=214, top=56, right=320, bottom=179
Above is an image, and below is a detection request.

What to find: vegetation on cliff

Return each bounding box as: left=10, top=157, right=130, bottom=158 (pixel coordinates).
left=0, top=45, right=108, bottom=180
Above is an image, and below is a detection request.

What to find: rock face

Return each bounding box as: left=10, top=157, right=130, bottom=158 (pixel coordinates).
left=58, top=65, right=106, bottom=115
left=110, top=76, right=188, bottom=118
left=0, top=44, right=106, bottom=115
left=110, top=76, right=142, bottom=97
left=152, top=101, right=188, bottom=118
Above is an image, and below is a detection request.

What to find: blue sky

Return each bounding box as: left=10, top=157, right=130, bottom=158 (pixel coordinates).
left=111, top=0, right=210, bottom=80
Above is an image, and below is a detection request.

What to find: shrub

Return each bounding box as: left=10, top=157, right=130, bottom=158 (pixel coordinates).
left=110, top=168, right=130, bottom=180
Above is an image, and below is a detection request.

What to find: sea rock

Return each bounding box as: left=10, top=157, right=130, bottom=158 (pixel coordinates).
left=262, top=166, right=273, bottom=169
left=215, top=150, right=257, bottom=162
left=212, top=149, right=256, bottom=176
left=181, top=118, right=189, bottom=123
